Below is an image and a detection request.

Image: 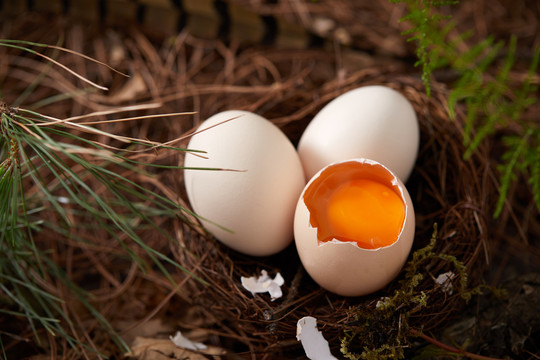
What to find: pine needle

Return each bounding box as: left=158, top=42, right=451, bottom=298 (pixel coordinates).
left=0, top=40, right=213, bottom=357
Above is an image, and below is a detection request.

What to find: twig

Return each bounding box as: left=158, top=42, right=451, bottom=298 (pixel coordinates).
left=410, top=328, right=504, bottom=360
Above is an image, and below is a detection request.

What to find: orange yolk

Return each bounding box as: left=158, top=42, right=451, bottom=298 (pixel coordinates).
left=326, top=179, right=405, bottom=249
left=303, top=160, right=406, bottom=249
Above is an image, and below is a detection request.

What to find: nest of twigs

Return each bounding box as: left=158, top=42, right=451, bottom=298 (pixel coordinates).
left=172, top=73, right=494, bottom=357
left=1, top=3, right=524, bottom=358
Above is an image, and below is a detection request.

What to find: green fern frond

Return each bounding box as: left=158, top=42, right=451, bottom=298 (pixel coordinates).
left=462, top=38, right=514, bottom=157
left=392, top=0, right=458, bottom=96
left=394, top=0, right=540, bottom=218
left=495, top=128, right=540, bottom=217
left=529, top=136, right=540, bottom=211
left=492, top=45, right=540, bottom=216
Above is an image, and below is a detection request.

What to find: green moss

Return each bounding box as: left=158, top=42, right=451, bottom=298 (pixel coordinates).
left=340, top=224, right=488, bottom=360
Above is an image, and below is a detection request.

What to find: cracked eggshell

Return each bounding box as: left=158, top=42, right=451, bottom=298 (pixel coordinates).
left=184, top=110, right=306, bottom=256
left=297, top=85, right=419, bottom=182
left=293, top=159, right=415, bottom=297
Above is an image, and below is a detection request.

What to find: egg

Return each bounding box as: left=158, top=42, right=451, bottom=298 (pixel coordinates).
left=297, top=85, right=419, bottom=182
left=184, top=110, right=306, bottom=256
left=294, top=159, right=415, bottom=296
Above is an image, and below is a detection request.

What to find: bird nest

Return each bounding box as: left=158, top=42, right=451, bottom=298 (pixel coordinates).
left=172, top=73, right=494, bottom=358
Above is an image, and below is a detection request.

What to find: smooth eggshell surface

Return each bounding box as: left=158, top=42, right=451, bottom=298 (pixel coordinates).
left=297, top=85, right=420, bottom=182
left=184, top=110, right=306, bottom=256
left=294, top=159, right=415, bottom=296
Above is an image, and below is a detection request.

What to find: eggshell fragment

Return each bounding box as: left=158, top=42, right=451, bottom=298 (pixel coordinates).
left=241, top=270, right=284, bottom=301
left=297, top=85, right=419, bottom=182
left=294, top=159, right=415, bottom=296
left=169, top=331, right=207, bottom=351
left=184, top=110, right=305, bottom=256
left=296, top=317, right=338, bottom=360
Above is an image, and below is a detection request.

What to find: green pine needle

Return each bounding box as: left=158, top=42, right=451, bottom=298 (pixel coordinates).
left=0, top=40, right=210, bottom=357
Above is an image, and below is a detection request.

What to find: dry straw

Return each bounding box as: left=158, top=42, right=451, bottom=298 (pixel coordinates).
left=1, top=3, right=531, bottom=359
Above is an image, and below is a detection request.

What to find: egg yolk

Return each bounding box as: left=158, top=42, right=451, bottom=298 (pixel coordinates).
left=303, top=160, right=406, bottom=249
left=326, top=179, right=405, bottom=249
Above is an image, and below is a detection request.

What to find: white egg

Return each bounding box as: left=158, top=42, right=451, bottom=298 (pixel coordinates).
left=294, top=159, right=415, bottom=296
left=184, top=110, right=306, bottom=256
left=297, top=85, right=419, bottom=182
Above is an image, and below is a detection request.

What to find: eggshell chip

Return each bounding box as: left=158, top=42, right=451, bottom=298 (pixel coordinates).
left=296, top=317, right=338, bottom=360
left=241, top=270, right=284, bottom=301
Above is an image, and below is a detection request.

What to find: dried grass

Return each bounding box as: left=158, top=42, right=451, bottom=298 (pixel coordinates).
left=0, top=1, right=538, bottom=358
